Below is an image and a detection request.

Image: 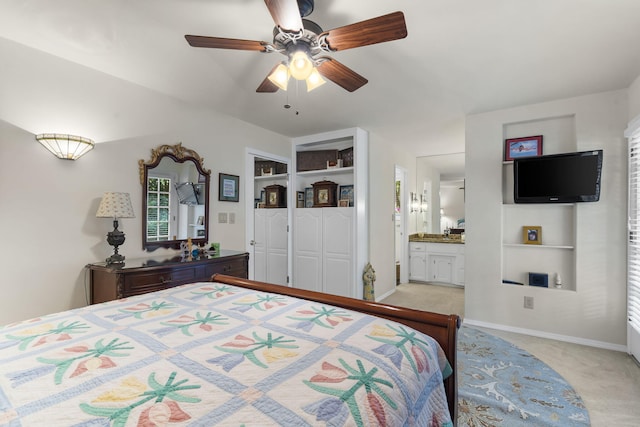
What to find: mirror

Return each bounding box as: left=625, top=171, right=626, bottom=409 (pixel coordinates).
left=139, top=143, right=210, bottom=251
left=416, top=153, right=465, bottom=233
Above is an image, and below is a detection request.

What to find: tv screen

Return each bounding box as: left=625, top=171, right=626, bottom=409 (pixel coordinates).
left=513, top=150, right=603, bottom=203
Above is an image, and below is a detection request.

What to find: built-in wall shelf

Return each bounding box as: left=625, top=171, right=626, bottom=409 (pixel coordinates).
left=255, top=173, right=288, bottom=181
left=503, top=243, right=574, bottom=250
left=501, top=115, right=577, bottom=291
left=296, top=166, right=354, bottom=177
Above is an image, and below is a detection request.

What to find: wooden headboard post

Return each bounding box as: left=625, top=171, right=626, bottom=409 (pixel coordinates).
left=210, top=274, right=460, bottom=422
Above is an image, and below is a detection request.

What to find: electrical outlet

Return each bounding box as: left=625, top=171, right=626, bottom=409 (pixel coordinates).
left=524, top=296, right=534, bottom=309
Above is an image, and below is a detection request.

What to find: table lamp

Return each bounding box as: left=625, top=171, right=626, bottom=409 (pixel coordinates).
left=96, top=192, right=135, bottom=264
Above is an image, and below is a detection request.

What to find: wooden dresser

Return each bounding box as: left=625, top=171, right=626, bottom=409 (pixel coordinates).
left=87, top=250, right=249, bottom=304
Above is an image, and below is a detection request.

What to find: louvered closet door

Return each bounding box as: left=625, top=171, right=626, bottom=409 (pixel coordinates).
left=628, top=125, right=640, bottom=363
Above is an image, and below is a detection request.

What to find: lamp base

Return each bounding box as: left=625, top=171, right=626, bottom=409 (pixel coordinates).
left=105, top=219, right=126, bottom=265
left=106, top=253, right=125, bottom=264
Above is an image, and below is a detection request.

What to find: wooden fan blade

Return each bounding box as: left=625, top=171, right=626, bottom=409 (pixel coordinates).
left=185, top=35, right=269, bottom=51
left=256, top=65, right=281, bottom=93
left=321, top=11, right=407, bottom=51
left=264, top=0, right=303, bottom=31
left=316, top=58, right=368, bottom=92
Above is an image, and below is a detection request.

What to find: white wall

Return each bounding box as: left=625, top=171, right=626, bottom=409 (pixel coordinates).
left=0, top=117, right=289, bottom=326
left=629, top=74, right=640, bottom=121
left=368, top=132, right=417, bottom=300
left=465, top=90, right=628, bottom=348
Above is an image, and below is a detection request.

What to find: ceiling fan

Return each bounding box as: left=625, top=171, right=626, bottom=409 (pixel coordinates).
left=185, top=0, right=407, bottom=93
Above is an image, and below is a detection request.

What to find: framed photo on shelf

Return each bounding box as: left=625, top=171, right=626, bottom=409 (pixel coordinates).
left=218, top=173, right=239, bottom=202
left=522, top=226, right=542, bottom=245
left=297, top=191, right=305, bottom=208
left=339, top=184, right=354, bottom=207
left=338, top=199, right=350, bottom=207
left=504, top=135, right=543, bottom=161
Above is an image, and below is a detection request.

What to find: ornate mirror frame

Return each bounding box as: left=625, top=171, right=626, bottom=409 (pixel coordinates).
left=139, top=143, right=211, bottom=251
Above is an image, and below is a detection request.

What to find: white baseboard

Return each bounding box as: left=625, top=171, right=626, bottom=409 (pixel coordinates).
left=463, top=318, right=628, bottom=353
left=375, top=288, right=396, bottom=303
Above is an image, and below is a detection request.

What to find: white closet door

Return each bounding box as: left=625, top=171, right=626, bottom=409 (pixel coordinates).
left=266, top=208, right=288, bottom=285
left=323, top=208, right=353, bottom=297
left=294, top=209, right=323, bottom=292
left=253, top=209, right=267, bottom=282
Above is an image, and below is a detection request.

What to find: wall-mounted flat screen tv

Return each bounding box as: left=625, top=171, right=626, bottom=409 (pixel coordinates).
left=513, top=150, right=603, bottom=203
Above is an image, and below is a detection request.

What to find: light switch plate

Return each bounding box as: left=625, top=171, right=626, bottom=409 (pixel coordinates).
left=229, top=212, right=236, bottom=224
left=218, top=212, right=228, bottom=223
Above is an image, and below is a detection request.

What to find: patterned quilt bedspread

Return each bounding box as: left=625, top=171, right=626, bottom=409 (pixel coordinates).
left=0, top=282, right=453, bottom=426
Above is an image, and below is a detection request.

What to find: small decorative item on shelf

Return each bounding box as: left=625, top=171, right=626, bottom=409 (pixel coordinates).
left=180, top=241, right=190, bottom=257
left=338, top=147, right=354, bottom=167
left=338, top=199, right=349, bottom=207
left=264, top=184, right=286, bottom=208
left=528, top=272, right=549, bottom=287
left=312, top=180, right=338, bottom=207
left=326, top=159, right=343, bottom=169
left=304, top=187, right=313, bottom=208
left=296, top=191, right=305, bottom=208
left=522, top=225, right=542, bottom=245
left=261, top=166, right=273, bottom=176
left=339, top=184, right=354, bottom=207
left=210, top=242, right=220, bottom=255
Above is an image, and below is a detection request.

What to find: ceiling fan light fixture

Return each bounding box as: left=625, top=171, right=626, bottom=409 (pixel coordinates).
left=305, top=68, right=326, bottom=92
left=289, top=50, right=314, bottom=80
left=268, top=63, right=290, bottom=91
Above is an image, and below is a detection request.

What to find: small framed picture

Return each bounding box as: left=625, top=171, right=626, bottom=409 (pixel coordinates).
left=219, top=173, right=239, bottom=202
left=338, top=199, right=349, bottom=207
left=304, top=187, right=313, bottom=208
left=339, top=184, right=354, bottom=207
left=522, top=226, right=542, bottom=245
left=297, top=191, right=305, bottom=208
left=505, top=135, right=543, bottom=161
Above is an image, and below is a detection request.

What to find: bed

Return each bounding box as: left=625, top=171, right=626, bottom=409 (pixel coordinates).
left=0, top=274, right=460, bottom=426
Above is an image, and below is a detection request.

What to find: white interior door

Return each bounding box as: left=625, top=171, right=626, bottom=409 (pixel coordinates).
left=265, top=208, right=288, bottom=285
left=245, top=149, right=291, bottom=282
left=395, top=166, right=409, bottom=284
left=253, top=209, right=267, bottom=281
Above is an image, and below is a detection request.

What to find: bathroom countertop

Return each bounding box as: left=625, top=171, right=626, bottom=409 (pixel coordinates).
left=408, top=233, right=464, bottom=244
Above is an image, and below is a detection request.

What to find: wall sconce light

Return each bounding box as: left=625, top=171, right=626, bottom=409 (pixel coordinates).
left=420, top=194, right=428, bottom=213
left=410, top=192, right=420, bottom=213
left=35, top=133, right=95, bottom=160
left=96, top=192, right=135, bottom=264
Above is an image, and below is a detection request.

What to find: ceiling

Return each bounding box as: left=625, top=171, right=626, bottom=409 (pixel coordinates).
left=1, top=0, right=640, bottom=158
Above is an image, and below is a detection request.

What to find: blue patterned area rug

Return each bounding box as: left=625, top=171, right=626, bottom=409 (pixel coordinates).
left=457, top=326, right=590, bottom=426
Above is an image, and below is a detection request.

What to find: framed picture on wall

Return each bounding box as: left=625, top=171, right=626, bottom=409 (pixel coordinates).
left=504, top=135, right=543, bottom=161
left=219, top=173, right=239, bottom=202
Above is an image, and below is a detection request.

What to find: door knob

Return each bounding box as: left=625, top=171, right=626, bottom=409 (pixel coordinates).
left=249, top=240, right=256, bottom=246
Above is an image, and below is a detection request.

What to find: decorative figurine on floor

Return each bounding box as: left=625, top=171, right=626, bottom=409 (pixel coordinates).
left=363, top=263, right=376, bottom=301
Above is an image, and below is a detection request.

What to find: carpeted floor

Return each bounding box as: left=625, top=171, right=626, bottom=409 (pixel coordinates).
left=381, top=282, right=640, bottom=426
left=458, top=326, right=589, bottom=426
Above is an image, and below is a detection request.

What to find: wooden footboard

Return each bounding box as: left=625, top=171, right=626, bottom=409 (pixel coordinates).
left=211, top=274, right=460, bottom=422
